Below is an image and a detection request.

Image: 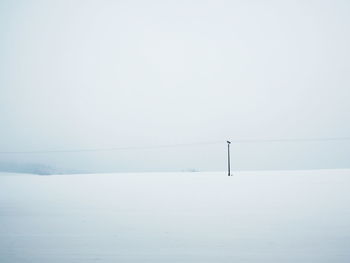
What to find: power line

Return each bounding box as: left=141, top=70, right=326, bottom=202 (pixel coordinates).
left=0, top=137, right=349, bottom=154
left=228, top=136, right=350, bottom=143
left=0, top=141, right=222, bottom=154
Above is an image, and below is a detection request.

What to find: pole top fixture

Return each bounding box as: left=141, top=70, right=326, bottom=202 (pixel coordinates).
left=227, top=141, right=231, bottom=144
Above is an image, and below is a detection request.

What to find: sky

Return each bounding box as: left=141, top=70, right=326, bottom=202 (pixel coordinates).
left=0, top=0, right=349, bottom=173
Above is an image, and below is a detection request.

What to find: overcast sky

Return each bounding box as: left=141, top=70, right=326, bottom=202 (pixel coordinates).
left=0, top=0, right=349, bottom=173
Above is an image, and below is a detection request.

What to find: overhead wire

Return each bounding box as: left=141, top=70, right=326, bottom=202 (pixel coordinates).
left=0, top=136, right=349, bottom=154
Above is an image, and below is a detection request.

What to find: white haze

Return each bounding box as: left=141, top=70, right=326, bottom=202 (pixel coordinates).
left=0, top=0, right=349, bottom=173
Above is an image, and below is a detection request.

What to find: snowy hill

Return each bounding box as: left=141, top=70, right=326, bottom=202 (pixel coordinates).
left=0, top=169, right=349, bottom=262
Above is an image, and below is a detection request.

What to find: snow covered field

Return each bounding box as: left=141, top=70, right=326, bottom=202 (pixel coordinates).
left=1, top=170, right=350, bottom=263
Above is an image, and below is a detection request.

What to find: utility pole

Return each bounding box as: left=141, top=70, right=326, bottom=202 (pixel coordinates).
left=227, top=141, right=231, bottom=176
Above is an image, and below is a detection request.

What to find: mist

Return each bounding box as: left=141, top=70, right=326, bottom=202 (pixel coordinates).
left=1, top=0, right=349, bottom=173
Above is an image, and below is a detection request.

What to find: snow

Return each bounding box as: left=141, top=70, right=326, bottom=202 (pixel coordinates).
left=1, top=170, right=350, bottom=262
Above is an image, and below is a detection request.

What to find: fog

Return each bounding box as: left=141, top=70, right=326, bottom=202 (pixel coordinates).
left=0, top=0, right=349, bottom=173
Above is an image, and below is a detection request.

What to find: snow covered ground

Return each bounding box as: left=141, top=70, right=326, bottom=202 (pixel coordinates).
left=1, top=169, right=350, bottom=263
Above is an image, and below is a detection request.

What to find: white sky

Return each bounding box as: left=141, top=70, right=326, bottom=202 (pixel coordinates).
left=0, top=0, right=349, bottom=172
